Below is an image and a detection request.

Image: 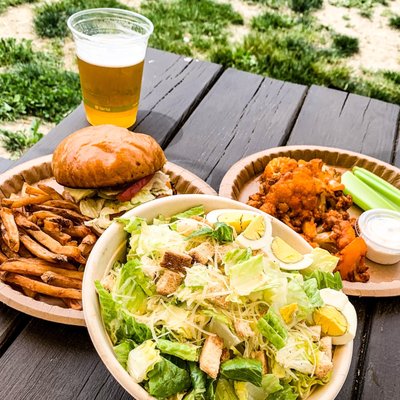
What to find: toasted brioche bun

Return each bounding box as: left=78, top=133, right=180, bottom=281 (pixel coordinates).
left=52, top=125, right=166, bottom=188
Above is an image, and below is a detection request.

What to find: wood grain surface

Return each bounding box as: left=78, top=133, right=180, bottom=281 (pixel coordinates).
left=288, top=85, right=400, bottom=163
left=165, top=68, right=307, bottom=189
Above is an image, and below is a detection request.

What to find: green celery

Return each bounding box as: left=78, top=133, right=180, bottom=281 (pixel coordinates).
left=353, top=167, right=400, bottom=209
left=341, top=171, right=398, bottom=211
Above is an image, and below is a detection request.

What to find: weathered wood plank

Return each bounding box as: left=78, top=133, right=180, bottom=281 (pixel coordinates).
left=0, top=158, right=14, bottom=174
left=165, top=68, right=307, bottom=188
left=0, top=303, right=29, bottom=355
left=0, top=319, right=129, bottom=400
left=336, top=298, right=374, bottom=400
left=288, top=85, right=400, bottom=163
left=14, top=48, right=221, bottom=165
left=359, top=298, right=400, bottom=399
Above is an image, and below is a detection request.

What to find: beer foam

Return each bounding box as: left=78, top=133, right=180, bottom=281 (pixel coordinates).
left=76, top=34, right=146, bottom=68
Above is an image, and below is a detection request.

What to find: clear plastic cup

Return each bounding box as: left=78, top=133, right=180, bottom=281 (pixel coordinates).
left=68, top=8, right=153, bottom=128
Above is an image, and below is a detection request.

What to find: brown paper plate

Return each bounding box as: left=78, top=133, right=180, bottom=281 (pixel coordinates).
left=0, top=155, right=216, bottom=325
left=219, top=145, right=400, bottom=297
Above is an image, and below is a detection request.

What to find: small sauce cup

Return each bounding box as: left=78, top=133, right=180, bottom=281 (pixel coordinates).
left=356, top=209, right=400, bottom=265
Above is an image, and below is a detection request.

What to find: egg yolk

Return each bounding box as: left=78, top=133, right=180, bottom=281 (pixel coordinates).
left=313, top=306, right=348, bottom=336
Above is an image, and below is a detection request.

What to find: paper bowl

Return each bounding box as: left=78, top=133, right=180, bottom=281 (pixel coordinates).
left=83, top=194, right=353, bottom=400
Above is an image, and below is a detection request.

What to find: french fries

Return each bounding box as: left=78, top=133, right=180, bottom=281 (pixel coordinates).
left=0, top=183, right=98, bottom=310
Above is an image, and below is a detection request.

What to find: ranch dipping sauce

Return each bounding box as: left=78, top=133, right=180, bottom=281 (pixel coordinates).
left=357, top=209, right=400, bottom=264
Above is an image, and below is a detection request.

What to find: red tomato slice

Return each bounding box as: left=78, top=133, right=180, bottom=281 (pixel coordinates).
left=117, top=174, right=155, bottom=202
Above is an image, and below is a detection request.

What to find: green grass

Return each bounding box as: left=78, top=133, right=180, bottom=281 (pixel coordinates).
left=141, top=0, right=243, bottom=57
left=0, top=0, right=37, bottom=13
left=0, top=62, right=81, bottom=122
left=329, top=0, right=388, bottom=18
left=0, top=119, right=43, bottom=158
left=332, top=34, right=359, bottom=57
left=212, top=10, right=400, bottom=104
left=0, top=38, right=35, bottom=66
left=34, top=0, right=130, bottom=38
left=389, top=14, right=400, bottom=29
left=290, top=0, right=323, bottom=12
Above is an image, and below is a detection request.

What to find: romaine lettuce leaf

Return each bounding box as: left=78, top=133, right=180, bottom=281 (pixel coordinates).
left=113, top=339, right=136, bottom=369
left=156, top=339, right=199, bottom=361
left=267, top=383, right=298, bottom=400
left=116, top=216, right=145, bottom=234
left=206, top=379, right=217, bottom=400
left=304, top=270, right=343, bottom=290
left=95, top=280, right=120, bottom=344
left=215, top=379, right=239, bottom=400
left=286, top=276, right=315, bottom=321
left=223, top=248, right=252, bottom=273
left=228, top=254, right=267, bottom=296
left=302, top=248, right=339, bottom=274
left=114, top=259, right=155, bottom=314
left=115, top=309, right=152, bottom=344
left=208, top=318, right=242, bottom=348
left=147, top=357, right=191, bottom=398
left=234, top=381, right=265, bottom=400
left=261, top=375, right=283, bottom=396
left=184, top=264, right=211, bottom=287
left=303, top=278, right=323, bottom=308
left=171, top=205, right=206, bottom=221
left=127, top=340, right=161, bottom=383
left=135, top=223, right=186, bottom=257
left=257, top=309, right=287, bottom=350
left=189, top=362, right=207, bottom=398
left=220, top=358, right=263, bottom=387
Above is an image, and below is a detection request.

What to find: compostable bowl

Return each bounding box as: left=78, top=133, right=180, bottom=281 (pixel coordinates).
left=83, top=194, right=353, bottom=400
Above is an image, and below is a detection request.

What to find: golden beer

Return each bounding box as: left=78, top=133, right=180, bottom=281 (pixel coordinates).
left=68, top=9, right=153, bottom=128
left=77, top=56, right=145, bottom=128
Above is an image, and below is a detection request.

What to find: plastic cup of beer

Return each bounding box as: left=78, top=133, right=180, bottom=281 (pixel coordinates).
left=68, top=8, right=153, bottom=128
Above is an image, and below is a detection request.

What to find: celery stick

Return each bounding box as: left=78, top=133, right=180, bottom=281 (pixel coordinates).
left=341, top=171, right=399, bottom=211
left=353, top=167, right=400, bottom=209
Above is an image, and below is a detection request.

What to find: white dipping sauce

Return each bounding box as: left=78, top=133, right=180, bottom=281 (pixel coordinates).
left=357, top=209, right=400, bottom=265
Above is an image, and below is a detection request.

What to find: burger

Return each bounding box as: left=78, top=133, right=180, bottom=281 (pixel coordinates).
left=52, top=125, right=173, bottom=232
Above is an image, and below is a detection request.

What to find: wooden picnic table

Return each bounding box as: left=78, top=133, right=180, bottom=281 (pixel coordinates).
left=0, top=48, right=399, bottom=400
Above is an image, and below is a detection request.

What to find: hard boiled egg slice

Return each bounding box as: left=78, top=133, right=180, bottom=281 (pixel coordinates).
left=263, top=236, right=313, bottom=270
left=206, top=209, right=260, bottom=234
left=313, top=288, right=357, bottom=345
left=206, top=209, right=272, bottom=250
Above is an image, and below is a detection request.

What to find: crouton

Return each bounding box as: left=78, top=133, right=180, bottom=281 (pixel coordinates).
left=319, top=336, right=332, bottom=360
left=234, top=319, right=255, bottom=339
left=189, top=242, right=214, bottom=264
left=221, top=348, right=230, bottom=363
left=207, top=285, right=229, bottom=309
left=252, top=350, right=268, bottom=374
left=160, top=250, right=192, bottom=273
left=199, top=335, right=224, bottom=379
left=315, top=352, right=333, bottom=378
left=309, top=325, right=322, bottom=342
left=156, top=270, right=183, bottom=296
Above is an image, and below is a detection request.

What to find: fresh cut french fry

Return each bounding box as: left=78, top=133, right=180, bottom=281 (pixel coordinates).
left=0, top=208, right=20, bottom=252
left=41, top=271, right=82, bottom=289
left=0, top=258, right=83, bottom=279
left=37, top=184, right=65, bottom=200
left=0, top=272, right=82, bottom=299
left=20, top=233, right=68, bottom=263
left=26, top=229, right=86, bottom=264
left=3, top=195, right=52, bottom=208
